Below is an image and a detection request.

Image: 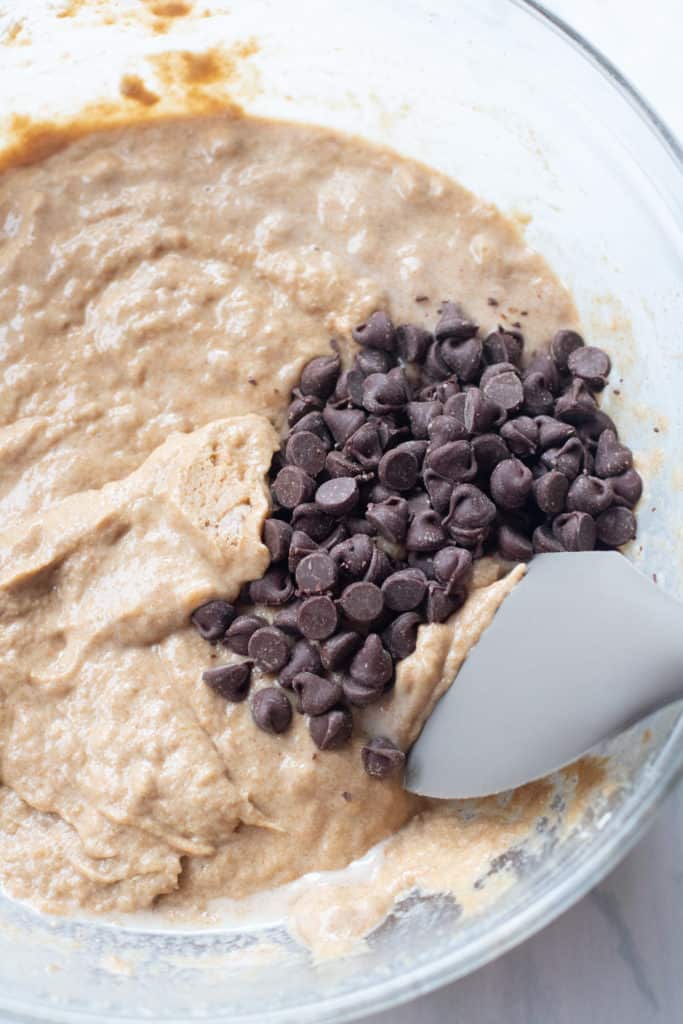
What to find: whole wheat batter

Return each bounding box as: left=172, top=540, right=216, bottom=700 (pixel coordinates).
left=0, top=115, right=578, bottom=920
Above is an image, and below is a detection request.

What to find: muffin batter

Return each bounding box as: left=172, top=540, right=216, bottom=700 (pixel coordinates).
left=0, top=114, right=578, bottom=917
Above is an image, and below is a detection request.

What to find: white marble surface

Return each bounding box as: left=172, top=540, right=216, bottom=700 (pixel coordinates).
left=366, top=2, right=683, bottom=1021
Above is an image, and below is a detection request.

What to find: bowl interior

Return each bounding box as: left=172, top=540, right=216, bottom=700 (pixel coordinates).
left=0, top=2, right=681, bottom=1022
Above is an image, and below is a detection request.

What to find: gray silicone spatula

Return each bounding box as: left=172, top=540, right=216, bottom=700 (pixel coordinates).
left=405, top=552, right=683, bottom=799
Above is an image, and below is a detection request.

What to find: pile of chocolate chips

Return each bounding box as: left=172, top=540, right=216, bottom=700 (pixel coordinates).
left=192, top=303, right=641, bottom=780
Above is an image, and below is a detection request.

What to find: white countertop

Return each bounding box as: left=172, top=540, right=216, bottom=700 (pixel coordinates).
left=366, top=2, right=683, bottom=1022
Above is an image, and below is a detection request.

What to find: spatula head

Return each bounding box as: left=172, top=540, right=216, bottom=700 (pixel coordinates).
left=405, top=552, right=683, bottom=799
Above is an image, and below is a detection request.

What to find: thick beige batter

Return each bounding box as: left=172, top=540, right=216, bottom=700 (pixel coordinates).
left=0, top=114, right=580, bottom=926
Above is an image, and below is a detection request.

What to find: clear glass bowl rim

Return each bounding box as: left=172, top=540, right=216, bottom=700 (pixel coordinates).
left=1, top=3, right=681, bottom=1023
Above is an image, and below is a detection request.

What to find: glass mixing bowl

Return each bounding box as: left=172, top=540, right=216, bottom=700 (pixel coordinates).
left=0, top=1, right=681, bottom=1021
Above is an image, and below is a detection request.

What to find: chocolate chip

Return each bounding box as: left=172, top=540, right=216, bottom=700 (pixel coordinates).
left=416, top=383, right=439, bottom=402
left=350, top=634, right=393, bottom=687
left=524, top=351, right=561, bottom=395
left=532, top=524, right=566, bottom=553
left=482, top=370, right=523, bottom=414
left=610, top=468, right=643, bottom=509
left=478, top=361, right=517, bottom=389
left=295, top=552, right=338, bottom=594
left=575, top=409, right=617, bottom=448
left=429, top=379, right=462, bottom=403
left=298, top=595, right=338, bottom=640
left=366, top=483, right=396, bottom=508
left=407, top=400, right=443, bottom=439
left=318, top=522, right=349, bottom=552
left=345, top=421, right=384, bottom=468
left=332, top=369, right=356, bottom=406
left=490, top=458, right=533, bottom=510
left=300, top=354, right=341, bottom=400
left=347, top=517, right=375, bottom=536
left=443, top=390, right=469, bottom=423
left=532, top=469, right=569, bottom=516
left=289, top=410, right=331, bottom=444
left=378, top=447, right=418, bottom=491
left=552, top=511, right=596, bottom=551
left=483, top=329, right=523, bottom=366
left=251, top=687, right=292, bottom=734
left=249, top=567, right=295, bottom=607
left=551, top=329, right=584, bottom=372
left=323, top=406, right=366, bottom=446
left=309, top=708, right=353, bottom=749
left=454, top=525, right=489, bottom=552
left=566, top=475, right=613, bottom=515
left=353, top=311, right=396, bottom=352
left=366, top=496, right=409, bottom=544
left=287, top=530, right=317, bottom=574
left=522, top=371, right=555, bottom=417
left=342, top=675, right=385, bottom=707
left=330, top=533, right=374, bottom=579
left=428, top=414, right=469, bottom=448
left=383, top=612, right=422, bottom=659
left=406, top=491, right=431, bottom=517
left=285, top=431, right=327, bottom=477
left=541, top=437, right=586, bottom=480
left=347, top=367, right=368, bottom=407
left=594, top=429, right=633, bottom=478
left=292, top=672, right=343, bottom=716
left=339, top=581, right=384, bottom=625
left=424, top=340, right=451, bottom=381
left=315, top=477, right=359, bottom=516
left=263, top=519, right=293, bottom=563
left=433, top=546, right=473, bottom=592
left=248, top=626, right=293, bottom=672
left=535, top=415, right=576, bottom=449
left=397, top=323, right=432, bottom=362
left=568, top=346, right=611, bottom=389
left=425, top=440, right=478, bottom=483
left=362, top=369, right=410, bottom=414
left=434, top=301, right=478, bottom=342
left=440, top=336, right=483, bottom=382
left=224, top=614, right=267, bottom=655
left=355, top=347, right=394, bottom=376
left=375, top=417, right=410, bottom=450
left=364, top=546, right=394, bottom=585
left=595, top=506, right=637, bottom=547
left=202, top=662, right=252, bottom=702
left=279, top=639, right=322, bottom=688
left=446, top=483, right=497, bottom=531
left=361, top=737, right=406, bottom=779
left=291, top=503, right=334, bottom=542
left=423, top=470, right=452, bottom=516
left=273, top=603, right=302, bottom=635
left=407, top=552, right=436, bottom=577
left=367, top=484, right=395, bottom=509
left=425, top=581, right=464, bottom=623
left=273, top=466, right=316, bottom=508
left=382, top=569, right=427, bottom=612
left=497, top=524, right=533, bottom=561
left=288, top=394, right=322, bottom=427
left=471, top=433, right=509, bottom=473
left=191, top=600, right=236, bottom=642
left=320, top=630, right=363, bottom=671
left=325, top=451, right=368, bottom=480
left=406, top=509, right=447, bottom=551
left=500, top=416, right=538, bottom=456
left=464, top=387, right=505, bottom=433
left=555, top=379, right=598, bottom=424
